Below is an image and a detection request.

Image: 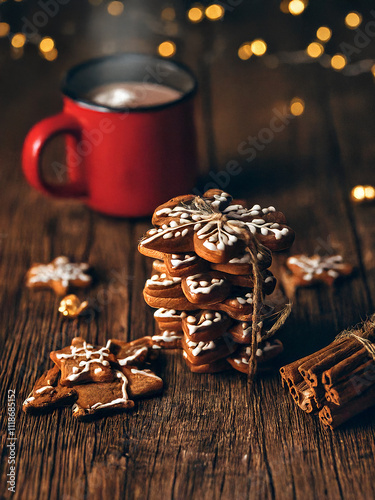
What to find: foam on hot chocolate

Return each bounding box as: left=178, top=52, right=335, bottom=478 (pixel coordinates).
left=86, top=82, right=182, bottom=109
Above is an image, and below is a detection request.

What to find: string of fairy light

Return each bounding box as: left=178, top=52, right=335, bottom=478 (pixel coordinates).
left=0, top=0, right=373, bottom=75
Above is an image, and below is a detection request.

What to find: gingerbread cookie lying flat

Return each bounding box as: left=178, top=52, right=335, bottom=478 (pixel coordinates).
left=285, top=254, right=353, bottom=287
left=26, top=256, right=92, bottom=296
left=51, top=337, right=117, bottom=386
left=72, top=366, right=163, bottom=420
left=108, top=337, right=155, bottom=366
left=23, top=365, right=77, bottom=414
left=24, top=336, right=163, bottom=421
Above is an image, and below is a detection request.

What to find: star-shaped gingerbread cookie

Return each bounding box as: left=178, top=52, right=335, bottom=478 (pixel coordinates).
left=26, top=256, right=92, bottom=296
left=283, top=254, right=353, bottom=292
left=139, top=189, right=294, bottom=264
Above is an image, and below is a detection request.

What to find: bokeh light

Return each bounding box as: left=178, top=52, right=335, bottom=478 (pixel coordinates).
left=371, top=64, right=375, bottom=77
left=0, top=22, right=9, bottom=37
left=158, top=40, right=176, bottom=58
left=364, top=186, right=375, bottom=199
left=351, top=185, right=375, bottom=202
left=43, top=48, right=58, bottom=61
left=288, top=0, right=306, bottom=16
left=331, top=54, right=347, bottom=71
left=345, top=12, right=362, bottom=29
left=306, top=42, right=324, bottom=58
left=290, top=97, right=305, bottom=116
left=205, top=4, right=224, bottom=21
left=107, top=1, right=124, bottom=16
left=187, top=5, right=204, bottom=23
left=251, top=39, right=267, bottom=56
left=39, top=37, right=55, bottom=53
left=11, top=33, right=26, bottom=48
left=316, top=26, right=332, bottom=42
left=238, top=43, right=252, bottom=60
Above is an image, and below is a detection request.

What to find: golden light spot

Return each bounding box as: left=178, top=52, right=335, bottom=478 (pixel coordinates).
left=43, top=48, right=58, bottom=61
left=351, top=185, right=366, bottom=201
left=238, top=43, right=252, bottom=60
left=345, top=12, right=362, bottom=29
left=331, top=54, right=347, bottom=71
left=205, top=4, right=224, bottom=21
left=371, top=64, right=375, bottom=77
left=306, top=42, right=324, bottom=58
left=188, top=5, right=204, bottom=23
left=0, top=22, right=10, bottom=37
left=290, top=97, right=305, bottom=116
left=288, top=0, right=305, bottom=16
left=39, top=37, right=54, bottom=53
left=107, top=1, right=124, bottom=16
left=11, top=33, right=26, bottom=48
left=158, top=40, right=176, bottom=58
left=316, top=26, right=332, bottom=42
left=251, top=39, right=267, bottom=56
left=364, top=186, right=375, bottom=199
left=161, top=7, right=176, bottom=21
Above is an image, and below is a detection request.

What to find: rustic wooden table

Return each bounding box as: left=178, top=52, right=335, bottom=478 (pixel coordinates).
left=1, top=2, right=375, bottom=499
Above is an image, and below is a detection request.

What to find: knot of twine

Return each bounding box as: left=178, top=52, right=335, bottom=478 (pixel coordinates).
left=335, top=316, right=375, bottom=361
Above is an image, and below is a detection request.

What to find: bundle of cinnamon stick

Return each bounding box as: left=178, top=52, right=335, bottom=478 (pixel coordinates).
left=280, top=315, right=375, bottom=429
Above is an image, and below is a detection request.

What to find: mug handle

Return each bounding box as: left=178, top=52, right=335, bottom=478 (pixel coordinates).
left=22, top=112, right=88, bottom=198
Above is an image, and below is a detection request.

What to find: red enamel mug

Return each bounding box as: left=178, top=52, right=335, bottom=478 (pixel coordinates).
left=22, top=53, right=198, bottom=217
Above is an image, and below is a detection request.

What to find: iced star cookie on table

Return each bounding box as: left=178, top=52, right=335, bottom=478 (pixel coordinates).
left=26, top=256, right=92, bottom=296
left=281, top=254, right=354, bottom=296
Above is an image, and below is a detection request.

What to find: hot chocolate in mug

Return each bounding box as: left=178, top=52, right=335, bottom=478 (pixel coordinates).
left=22, top=53, right=198, bottom=217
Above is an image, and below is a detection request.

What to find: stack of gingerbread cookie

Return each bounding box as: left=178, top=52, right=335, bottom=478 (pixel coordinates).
left=138, top=189, right=295, bottom=374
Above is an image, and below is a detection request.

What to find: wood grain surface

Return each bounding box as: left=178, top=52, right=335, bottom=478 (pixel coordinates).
left=1, top=2, right=375, bottom=499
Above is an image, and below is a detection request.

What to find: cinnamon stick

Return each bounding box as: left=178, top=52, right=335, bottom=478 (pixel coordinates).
left=319, top=383, right=375, bottom=429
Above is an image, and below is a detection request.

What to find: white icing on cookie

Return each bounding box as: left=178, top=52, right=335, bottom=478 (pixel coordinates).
left=185, top=274, right=224, bottom=295
left=146, top=274, right=181, bottom=287
left=27, top=256, right=91, bottom=289
left=170, top=254, right=196, bottom=268
left=288, top=255, right=345, bottom=281
left=152, top=331, right=183, bottom=343
left=89, top=370, right=129, bottom=410
left=117, top=347, right=149, bottom=366
left=187, top=339, right=217, bottom=356
left=141, top=196, right=290, bottom=253
left=56, top=340, right=112, bottom=382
